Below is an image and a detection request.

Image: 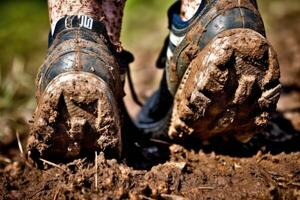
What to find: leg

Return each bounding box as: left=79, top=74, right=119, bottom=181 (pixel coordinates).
left=101, top=0, right=126, bottom=50
left=48, top=0, right=126, bottom=49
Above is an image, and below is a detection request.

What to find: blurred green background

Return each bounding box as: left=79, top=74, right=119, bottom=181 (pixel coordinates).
left=0, top=0, right=300, bottom=146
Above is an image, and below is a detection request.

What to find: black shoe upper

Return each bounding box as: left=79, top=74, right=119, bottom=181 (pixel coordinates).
left=137, top=71, right=173, bottom=126
left=167, top=0, right=265, bottom=95
left=36, top=16, right=125, bottom=100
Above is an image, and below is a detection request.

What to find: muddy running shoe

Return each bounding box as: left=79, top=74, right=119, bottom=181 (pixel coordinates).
left=137, top=0, right=281, bottom=144
left=27, top=16, right=126, bottom=161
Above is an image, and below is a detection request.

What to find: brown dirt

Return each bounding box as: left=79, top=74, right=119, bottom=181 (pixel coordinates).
left=1, top=137, right=300, bottom=200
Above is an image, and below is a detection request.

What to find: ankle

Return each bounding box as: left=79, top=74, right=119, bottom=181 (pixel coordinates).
left=180, top=0, right=202, bottom=21
left=48, top=0, right=126, bottom=51
left=48, top=0, right=103, bottom=32
left=48, top=15, right=108, bottom=47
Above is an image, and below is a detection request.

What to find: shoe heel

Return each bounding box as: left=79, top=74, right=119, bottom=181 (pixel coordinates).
left=27, top=72, right=121, bottom=161
left=169, top=29, right=281, bottom=142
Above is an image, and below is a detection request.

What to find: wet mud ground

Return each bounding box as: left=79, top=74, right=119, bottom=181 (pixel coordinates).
left=1, top=4, right=300, bottom=200
left=1, top=127, right=300, bottom=200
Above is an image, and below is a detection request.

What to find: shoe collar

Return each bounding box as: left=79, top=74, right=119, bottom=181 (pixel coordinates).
left=169, top=0, right=209, bottom=34
left=48, top=15, right=107, bottom=47
left=169, top=0, right=258, bottom=35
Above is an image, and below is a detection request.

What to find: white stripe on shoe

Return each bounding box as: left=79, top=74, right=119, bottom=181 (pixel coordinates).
left=169, top=31, right=185, bottom=47
left=167, top=47, right=174, bottom=60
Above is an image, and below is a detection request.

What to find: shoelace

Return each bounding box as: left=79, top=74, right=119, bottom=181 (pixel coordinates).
left=117, top=50, right=143, bottom=107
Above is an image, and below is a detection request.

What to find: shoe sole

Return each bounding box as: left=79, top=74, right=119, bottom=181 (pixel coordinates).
left=168, top=29, right=281, bottom=143
left=27, top=72, right=121, bottom=161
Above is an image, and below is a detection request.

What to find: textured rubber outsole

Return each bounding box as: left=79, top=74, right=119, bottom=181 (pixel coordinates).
left=168, top=29, right=281, bottom=143
left=27, top=72, right=121, bottom=161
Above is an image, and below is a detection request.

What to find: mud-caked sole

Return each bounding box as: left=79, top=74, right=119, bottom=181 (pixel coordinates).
left=169, top=29, right=281, bottom=143
left=27, top=72, right=121, bottom=161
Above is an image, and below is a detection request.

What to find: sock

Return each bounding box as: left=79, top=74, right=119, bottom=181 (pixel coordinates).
left=180, top=0, right=202, bottom=21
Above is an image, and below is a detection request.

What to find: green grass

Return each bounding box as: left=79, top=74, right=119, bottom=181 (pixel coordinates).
left=0, top=1, right=48, bottom=73
left=122, top=0, right=173, bottom=47
left=258, top=0, right=300, bottom=31
left=0, top=1, right=48, bottom=112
